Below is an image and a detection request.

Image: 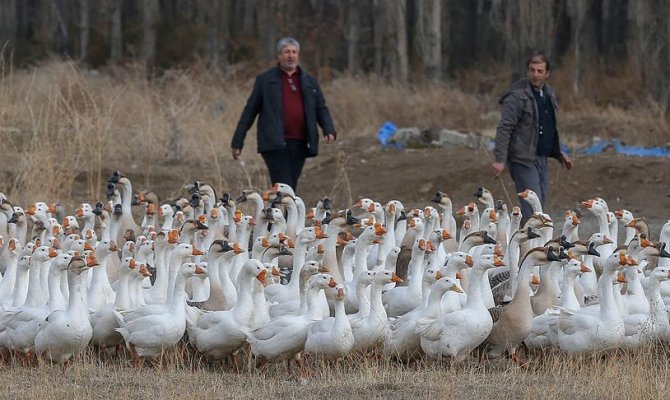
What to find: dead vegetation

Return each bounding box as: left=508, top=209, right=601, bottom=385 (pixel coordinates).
left=1, top=59, right=668, bottom=208
left=2, top=345, right=670, bottom=399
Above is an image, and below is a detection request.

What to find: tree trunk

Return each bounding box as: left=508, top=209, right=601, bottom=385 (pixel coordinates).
left=567, top=0, right=589, bottom=95
left=256, top=0, right=277, bottom=59
left=243, top=0, right=255, bottom=33
left=78, top=0, right=89, bottom=63
left=50, top=0, right=70, bottom=56
left=109, top=0, right=122, bottom=63
left=372, top=0, right=386, bottom=76
left=424, top=0, right=441, bottom=80
left=142, top=0, right=159, bottom=69
left=393, top=0, right=408, bottom=81
left=0, top=0, right=18, bottom=53
left=346, top=0, right=359, bottom=74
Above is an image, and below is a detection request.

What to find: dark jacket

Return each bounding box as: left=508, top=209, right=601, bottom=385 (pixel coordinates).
left=494, top=78, right=563, bottom=165
left=231, top=66, right=336, bottom=157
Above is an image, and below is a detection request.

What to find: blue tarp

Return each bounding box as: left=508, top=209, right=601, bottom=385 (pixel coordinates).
left=377, top=121, right=670, bottom=158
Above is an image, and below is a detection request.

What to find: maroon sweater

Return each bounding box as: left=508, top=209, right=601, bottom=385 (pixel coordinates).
left=282, top=70, right=306, bottom=140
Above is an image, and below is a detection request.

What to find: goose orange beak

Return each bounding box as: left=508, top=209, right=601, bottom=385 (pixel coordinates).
left=256, top=269, right=267, bottom=286
left=391, top=272, right=403, bottom=283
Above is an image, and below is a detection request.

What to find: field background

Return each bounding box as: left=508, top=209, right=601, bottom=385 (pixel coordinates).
left=2, top=0, right=670, bottom=396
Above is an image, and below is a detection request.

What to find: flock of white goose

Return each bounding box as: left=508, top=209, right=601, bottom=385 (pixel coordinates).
left=1, top=171, right=669, bottom=373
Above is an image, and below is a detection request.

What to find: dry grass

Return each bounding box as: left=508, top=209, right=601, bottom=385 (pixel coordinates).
left=1, top=345, right=670, bottom=399
left=0, top=59, right=669, bottom=206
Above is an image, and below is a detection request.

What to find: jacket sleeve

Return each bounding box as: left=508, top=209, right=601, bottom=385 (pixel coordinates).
left=494, top=92, right=524, bottom=163
left=313, top=78, right=336, bottom=138
left=231, top=76, right=263, bottom=150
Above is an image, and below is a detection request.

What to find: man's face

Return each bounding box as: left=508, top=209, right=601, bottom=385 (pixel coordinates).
left=278, top=44, right=299, bottom=72
left=527, top=61, right=550, bottom=89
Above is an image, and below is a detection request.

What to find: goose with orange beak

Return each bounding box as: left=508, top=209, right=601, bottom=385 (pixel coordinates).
left=246, top=273, right=337, bottom=370
left=416, top=253, right=504, bottom=362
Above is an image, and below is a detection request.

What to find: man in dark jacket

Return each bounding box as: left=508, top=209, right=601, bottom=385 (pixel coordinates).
left=491, top=53, right=573, bottom=222
left=231, top=37, right=336, bottom=192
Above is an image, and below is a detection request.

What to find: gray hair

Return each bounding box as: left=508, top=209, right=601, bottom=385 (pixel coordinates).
left=276, top=37, right=300, bottom=54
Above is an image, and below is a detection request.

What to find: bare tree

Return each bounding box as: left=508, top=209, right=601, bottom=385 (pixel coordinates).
left=346, top=0, right=359, bottom=74
left=78, top=0, right=89, bottom=63
left=256, top=0, right=278, bottom=60
left=243, top=0, right=255, bottom=33
left=203, top=0, right=231, bottom=68
left=372, top=0, right=386, bottom=76
left=567, top=0, right=590, bottom=95
left=109, top=0, right=122, bottom=63
left=0, top=0, right=18, bottom=53
left=424, top=0, right=441, bottom=80
left=490, top=0, right=559, bottom=77
left=393, top=0, right=408, bottom=81
left=142, top=0, right=159, bottom=68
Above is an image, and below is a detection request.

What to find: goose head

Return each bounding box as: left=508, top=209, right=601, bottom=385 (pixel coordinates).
left=462, top=230, right=496, bottom=247
left=474, top=186, right=495, bottom=208
left=335, top=284, right=346, bottom=301
left=423, top=266, right=443, bottom=285
left=564, top=257, right=590, bottom=277
left=355, top=270, right=376, bottom=287
left=442, top=252, right=474, bottom=274
left=432, top=276, right=464, bottom=294
left=373, top=270, right=402, bottom=285
left=473, top=253, right=505, bottom=271
left=649, top=266, right=670, bottom=283
left=178, top=262, right=207, bottom=279
left=510, top=206, right=523, bottom=224
left=309, top=273, right=338, bottom=291
left=431, top=191, right=453, bottom=211
left=588, top=232, right=614, bottom=247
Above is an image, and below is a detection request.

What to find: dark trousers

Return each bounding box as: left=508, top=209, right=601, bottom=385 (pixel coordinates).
left=508, top=156, right=548, bottom=224
left=261, top=139, right=309, bottom=192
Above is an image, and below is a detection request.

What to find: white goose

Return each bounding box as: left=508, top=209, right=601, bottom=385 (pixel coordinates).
left=349, top=270, right=402, bottom=352
left=416, top=254, right=504, bottom=362
left=246, top=273, right=337, bottom=368
left=525, top=257, right=591, bottom=350
left=384, top=276, right=462, bottom=361
left=115, top=262, right=205, bottom=367
left=34, top=254, right=99, bottom=368
left=556, top=251, right=631, bottom=353
left=268, top=260, right=328, bottom=318
left=622, top=266, right=670, bottom=348
left=90, top=257, right=137, bottom=348
left=304, top=284, right=354, bottom=359
left=187, top=259, right=266, bottom=362
left=382, top=238, right=429, bottom=317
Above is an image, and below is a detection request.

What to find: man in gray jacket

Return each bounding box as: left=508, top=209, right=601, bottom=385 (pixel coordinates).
left=491, top=53, right=572, bottom=222
left=231, top=37, right=336, bottom=192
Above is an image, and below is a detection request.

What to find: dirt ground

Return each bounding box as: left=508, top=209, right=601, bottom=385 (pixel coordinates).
left=108, top=134, right=669, bottom=241
left=296, top=135, right=670, bottom=238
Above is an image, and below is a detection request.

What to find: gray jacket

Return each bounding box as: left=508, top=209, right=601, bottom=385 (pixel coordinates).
left=494, top=78, right=563, bottom=165
left=231, top=66, right=336, bottom=157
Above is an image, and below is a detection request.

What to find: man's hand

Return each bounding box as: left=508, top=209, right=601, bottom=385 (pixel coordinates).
left=561, top=153, right=573, bottom=170
left=325, top=134, right=336, bottom=144
left=232, top=148, right=242, bottom=160
left=491, top=161, right=505, bottom=177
